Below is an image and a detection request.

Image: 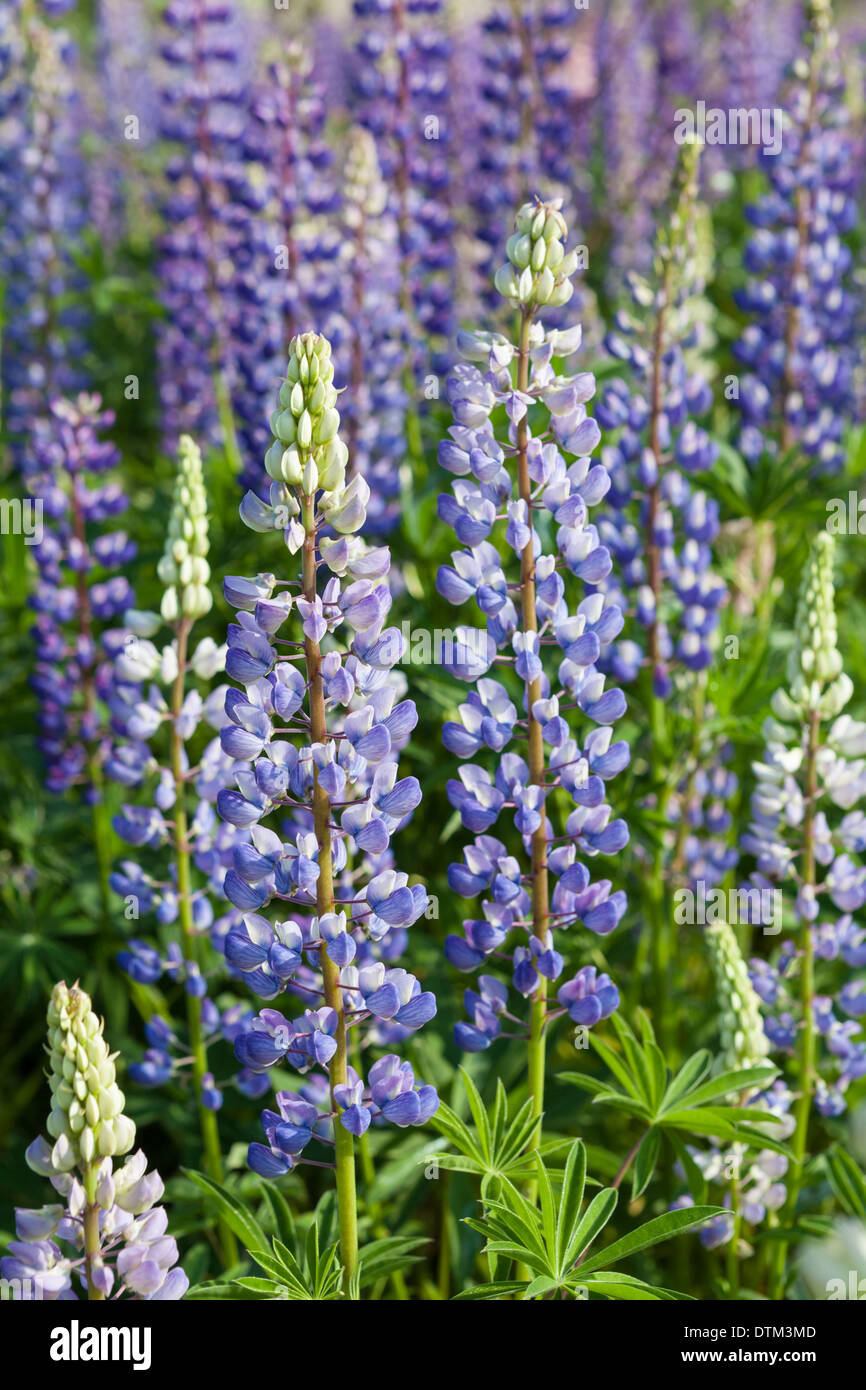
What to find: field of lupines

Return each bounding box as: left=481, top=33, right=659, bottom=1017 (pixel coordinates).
left=2, top=0, right=866, bottom=1318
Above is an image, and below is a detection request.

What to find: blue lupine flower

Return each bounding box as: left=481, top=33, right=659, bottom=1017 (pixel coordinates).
left=437, top=199, right=630, bottom=1059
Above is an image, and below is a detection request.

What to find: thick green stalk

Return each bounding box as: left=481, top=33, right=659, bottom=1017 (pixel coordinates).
left=768, top=708, right=820, bottom=1299
left=515, top=308, right=549, bottom=1146
left=169, top=619, right=237, bottom=1269
left=302, top=498, right=359, bottom=1292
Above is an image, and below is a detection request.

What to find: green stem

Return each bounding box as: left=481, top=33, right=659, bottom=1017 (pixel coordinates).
left=170, top=618, right=237, bottom=1270
left=726, top=1175, right=742, bottom=1299
left=768, top=707, right=820, bottom=1299
left=82, top=1162, right=105, bottom=1301
left=302, top=496, right=359, bottom=1293
left=515, top=308, right=549, bottom=1154
left=89, top=755, right=114, bottom=935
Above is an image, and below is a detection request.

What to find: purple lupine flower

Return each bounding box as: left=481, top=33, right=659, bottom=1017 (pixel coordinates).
left=438, top=198, right=629, bottom=1070
left=217, top=332, right=438, bottom=1198
left=28, top=395, right=135, bottom=797
left=105, top=437, right=252, bottom=1165
left=732, top=0, right=859, bottom=475
left=154, top=0, right=256, bottom=459
left=595, top=139, right=726, bottom=695
left=352, top=0, right=455, bottom=378
left=742, top=535, right=866, bottom=1124
left=0, top=6, right=89, bottom=476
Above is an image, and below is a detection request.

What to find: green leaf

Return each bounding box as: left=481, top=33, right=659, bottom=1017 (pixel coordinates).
left=183, top=1283, right=264, bottom=1300
left=459, top=1067, right=492, bottom=1163
left=669, top=1065, right=779, bottom=1112
left=631, top=1128, right=660, bottom=1201
left=668, top=1133, right=708, bottom=1206
left=589, top=1033, right=646, bottom=1106
left=557, top=1072, right=620, bottom=1099
left=567, top=1187, right=618, bottom=1267
left=452, top=1280, right=528, bottom=1301
left=182, top=1169, right=269, bottom=1256
left=259, top=1180, right=296, bottom=1247
left=555, top=1140, right=587, bottom=1273
left=660, top=1050, right=713, bottom=1110
left=578, top=1205, right=729, bottom=1275
left=825, top=1146, right=866, bottom=1219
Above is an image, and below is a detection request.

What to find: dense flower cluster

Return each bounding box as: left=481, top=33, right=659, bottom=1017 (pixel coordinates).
left=30, top=395, right=134, bottom=796
left=0, top=4, right=87, bottom=473
left=733, top=0, right=858, bottom=474
left=596, top=140, right=726, bottom=696
left=0, top=982, right=187, bottom=1300
left=742, top=532, right=866, bottom=1116
left=106, top=437, right=258, bottom=1113
left=155, top=0, right=255, bottom=454
left=437, top=198, right=629, bottom=1055
left=217, top=331, right=437, bottom=1176
left=352, top=0, right=454, bottom=375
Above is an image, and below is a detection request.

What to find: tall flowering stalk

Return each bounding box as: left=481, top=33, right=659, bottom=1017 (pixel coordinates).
left=28, top=396, right=135, bottom=935
left=438, top=198, right=629, bottom=1139
left=353, top=0, right=454, bottom=385
left=0, top=3, right=87, bottom=473
left=741, top=532, right=866, bottom=1295
left=595, top=140, right=725, bottom=1034
left=335, top=124, right=407, bottom=530
left=733, top=0, right=858, bottom=474
left=0, top=981, right=187, bottom=1300
left=106, top=436, right=239, bottom=1267
left=155, top=0, right=253, bottom=465
left=218, top=332, right=437, bottom=1291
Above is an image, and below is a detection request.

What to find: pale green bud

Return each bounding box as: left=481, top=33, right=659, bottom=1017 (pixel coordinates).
left=44, top=983, right=135, bottom=1171
left=496, top=197, right=577, bottom=311
left=160, top=436, right=212, bottom=622
left=706, top=921, right=769, bottom=1071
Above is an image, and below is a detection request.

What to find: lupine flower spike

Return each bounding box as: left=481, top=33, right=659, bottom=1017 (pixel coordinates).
left=438, top=198, right=629, bottom=1145
left=742, top=532, right=866, bottom=1296
left=0, top=982, right=187, bottom=1300
left=106, top=436, right=240, bottom=1267
left=219, top=332, right=437, bottom=1292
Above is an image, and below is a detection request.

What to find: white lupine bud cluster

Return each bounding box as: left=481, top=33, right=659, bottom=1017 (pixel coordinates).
left=157, top=434, right=213, bottom=621
left=494, top=198, right=576, bottom=310
left=705, top=921, right=770, bottom=1071
left=45, top=982, right=136, bottom=1168
left=343, top=124, right=388, bottom=224
left=252, top=333, right=369, bottom=545
left=787, top=532, right=848, bottom=714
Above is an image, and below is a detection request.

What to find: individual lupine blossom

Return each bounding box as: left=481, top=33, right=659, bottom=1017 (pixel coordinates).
left=217, top=331, right=438, bottom=1179
left=437, top=198, right=629, bottom=1056
left=155, top=0, right=255, bottom=454
left=352, top=0, right=455, bottom=376
left=741, top=533, right=866, bottom=1118
left=238, top=40, right=339, bottom=496
left=332, top=125, right=408, bottom=531
left=733, top=0, right=858, bottom=475
left=29, top=395, right=135, bottom=796
left=0, top=4, right=88, bottom=474
left=595, top=139, right=726, bottom=696
left=0, top=982, right=187, bottom=1300
left=106, top=437, right=256, bottom=1110
left=467, top=0, right=586, bottom=305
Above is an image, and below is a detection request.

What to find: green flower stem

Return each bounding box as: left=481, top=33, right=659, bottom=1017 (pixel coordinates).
left=515, top=307, right=549, bottom=1154
left=768, top=706, right=820, bottom=1299
left=726, top=1174, right=742, bottom=1299
left=82, top=1162, right=105, bottom=1302
left=169, top=617, right=237, bottom=1270
left=302, top=497, right=359, bottom=1293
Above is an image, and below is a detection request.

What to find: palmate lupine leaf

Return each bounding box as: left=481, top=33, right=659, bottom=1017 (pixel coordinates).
left=429, top=1069, right=572, bottom=1191
left=456, top=1139, right=726, bottom=1300
left=823, top=1147, right=866, bottom=1221
left=559, top=1013, right=785, bottom=1181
